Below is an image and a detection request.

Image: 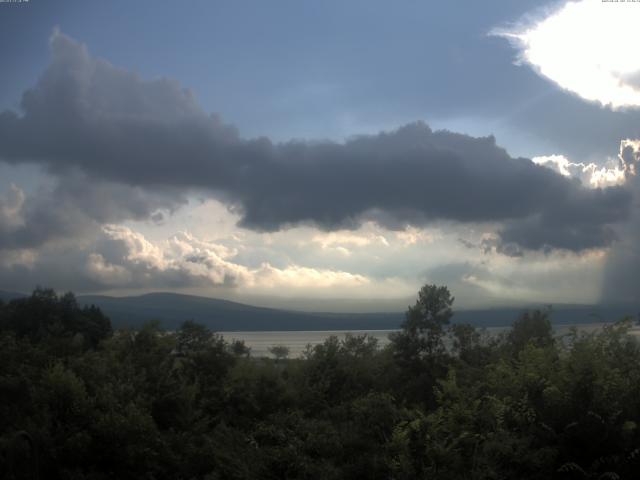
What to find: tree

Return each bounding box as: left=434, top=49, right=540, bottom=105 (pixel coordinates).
left=268, top=345, right=290, bottom=362
left=451, top=323, right=491, bottom=366
left=391, top=284, right=454, bottom=359
left=389, top=284, right=454, bottom=406
left=230, top=339, right=251, bottom=357
left=508, top=308, right=554, bottom=354
left=0, top=288, right=112, bottom=350
left=176, top=320, right=214, bottom=355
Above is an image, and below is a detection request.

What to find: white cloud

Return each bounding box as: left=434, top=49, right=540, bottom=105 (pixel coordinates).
left=619, top=139, right=640, bottom=176
left=85, top=253, right=133, bottom=285
left=251, top=263, right=369, bottom=289
left=308, top=223, right=392, bottom=257
left=532, top=154, right=626, bottom=188
left=395, top=227, right=438, bottom=246
left=496, top=0, right=640, bottom=109
left=102, top=225, right=167, bottom=269
left=96, top=225, right=370, bottom=291
left=532, top=136, right=640, bottom=188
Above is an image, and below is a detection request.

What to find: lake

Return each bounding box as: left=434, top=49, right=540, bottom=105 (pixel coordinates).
left=218, top=322, right=639, bottom=358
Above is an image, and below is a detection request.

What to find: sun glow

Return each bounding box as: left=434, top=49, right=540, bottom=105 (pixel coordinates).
left=496, top=0, right=640, bottom=109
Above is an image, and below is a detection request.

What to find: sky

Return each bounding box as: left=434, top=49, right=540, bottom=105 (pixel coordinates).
left=1, top=0, right=640, bottom=311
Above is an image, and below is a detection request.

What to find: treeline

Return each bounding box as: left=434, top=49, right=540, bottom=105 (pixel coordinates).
left=1, top=286, right=640, bottom=479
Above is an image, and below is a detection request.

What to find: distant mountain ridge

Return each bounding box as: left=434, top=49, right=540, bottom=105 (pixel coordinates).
left=76, top=292, right=404, bottom=331
left=2, top=290, right=638, bottom=331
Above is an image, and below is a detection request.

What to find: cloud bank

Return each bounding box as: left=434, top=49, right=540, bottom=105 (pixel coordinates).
left=0, top=221, right=369, bottom=294
left=0, top=30, right=632, bottom=258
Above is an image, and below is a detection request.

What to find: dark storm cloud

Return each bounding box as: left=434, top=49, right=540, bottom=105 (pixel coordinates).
left=0, top=31, right=632, bottom=253
left=498, top=185, right=629, bottom=254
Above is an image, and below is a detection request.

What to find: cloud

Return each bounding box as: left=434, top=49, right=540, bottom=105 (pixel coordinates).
left=251, top=263, right=369, bottom=289
left=94, top=225, right=243, bottom=288
left=598, top=161, right=640, bottom=303
left=531, top=138, right=640, bottom=191
left=492, top=0, right=640, bottom=301
left=310, top=224, right=390, bottom=252
left=394, top=227, right=437, bottom=246
left=532, top=154, right=626, bottom=188
left=0, top=174, right=185, bottom=251
left=96, top=226, right=370, bottom=290
left=0, top=223, right=371, bottom=293
left=0, top=184, right=25, bottom=232
left=494, top=1, right=640, bottom=166
left=423, top=247, right=607, bottom=307
left=85, top=253, right=133, bottom=286
left=0, top=30, right=632, bottom=254
left=495, top=0, right=640, bottom=109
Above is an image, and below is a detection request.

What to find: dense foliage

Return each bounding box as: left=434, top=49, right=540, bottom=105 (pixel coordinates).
left=2, top=286, right=640, bottom=479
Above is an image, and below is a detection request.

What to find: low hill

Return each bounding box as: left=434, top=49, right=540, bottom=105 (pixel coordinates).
left=77, top=292, right=640, bottom=331
left=77, top=292, right=405, bottom=331
left=4, top=290, right=638, bottom=331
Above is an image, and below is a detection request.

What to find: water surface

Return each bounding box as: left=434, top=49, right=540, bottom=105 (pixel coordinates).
left=219, top=322, right=639, bottom=358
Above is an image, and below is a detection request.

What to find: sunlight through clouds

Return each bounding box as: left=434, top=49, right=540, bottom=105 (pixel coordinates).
left=496, top=0, right=640, bottom=109
left=531, top=136, right=640, bottom=188
left=532, top=154, right=626, bottom=188
left=95, top=225, right=370, bottom=290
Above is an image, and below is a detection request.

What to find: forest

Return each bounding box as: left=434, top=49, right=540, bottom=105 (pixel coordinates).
left=2, top=285, right=640, bottom=479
